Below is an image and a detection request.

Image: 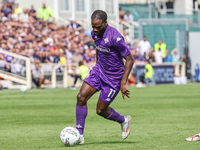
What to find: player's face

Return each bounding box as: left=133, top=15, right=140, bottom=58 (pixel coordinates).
left=91, top=20, right=107, bottom=37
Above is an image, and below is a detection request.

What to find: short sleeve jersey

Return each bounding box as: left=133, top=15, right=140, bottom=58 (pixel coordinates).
left=91, top=24, right=130, bottom=80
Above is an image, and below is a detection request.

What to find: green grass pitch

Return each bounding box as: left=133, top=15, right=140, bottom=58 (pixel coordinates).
left=0, top=83, right=200, bottom=150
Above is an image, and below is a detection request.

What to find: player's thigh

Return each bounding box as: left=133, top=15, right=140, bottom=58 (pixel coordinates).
left=77, top=81, right=97, bottom=106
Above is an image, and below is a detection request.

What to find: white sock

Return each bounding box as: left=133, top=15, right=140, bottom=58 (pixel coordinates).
left=80, top=134, right=84, bottom=139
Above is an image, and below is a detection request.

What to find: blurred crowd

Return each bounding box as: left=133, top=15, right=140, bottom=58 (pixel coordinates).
left=0, top=1, right=96, bottom=75
left=0, top=1, right=185, bottom=80
left=130, top=36, right=184, bottom=65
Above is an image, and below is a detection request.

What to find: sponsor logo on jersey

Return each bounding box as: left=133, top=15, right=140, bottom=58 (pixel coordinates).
left=116, top=37, right=121, bottom=42
left=105, top=98, right=111, bottom=101
left=95, top=36, right=97, bottom=38
left=96, top=46, right=110, bottom=52
left=104, top=38, right=109, bottom=43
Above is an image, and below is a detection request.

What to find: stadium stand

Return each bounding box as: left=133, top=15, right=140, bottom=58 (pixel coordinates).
left=0, top=0, right=195, bottom=88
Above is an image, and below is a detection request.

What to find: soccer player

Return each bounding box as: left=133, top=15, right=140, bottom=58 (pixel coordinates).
left=76, top=10, right=134, bottom=144
left=186, top=133, right=200, bottom=141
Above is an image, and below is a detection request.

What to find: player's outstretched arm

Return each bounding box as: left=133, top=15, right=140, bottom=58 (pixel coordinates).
left=121, top=54, right=134, bottom=100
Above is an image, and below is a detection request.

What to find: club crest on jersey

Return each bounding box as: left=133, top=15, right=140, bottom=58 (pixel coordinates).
left=116, top=37, right=121, bottom=42
left=104, top=38, right=109, bottom=43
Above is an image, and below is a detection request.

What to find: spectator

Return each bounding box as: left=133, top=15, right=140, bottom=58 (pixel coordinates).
left=136, top=59, right=155, bottom=88
left=171, top=48, right=180, bottom=63
left=38, top=3, right=54, bottom=21
left=71, top=60, right=90, bottom=90
left=164, top=49, right=172, bottom=62
left=122, top=30, right=131, bottom=45
left=67, top=18, right=81, bottom=30
left=11, top=8, right=18, bottom=20
left=31, top=62, right=50, bottom=88
left=154, top=39, right=167, bottom=59
left=58, top=52, right=67, bottom=65
left=0, top=12, right=7, bottom=22
left=141, top=52, right=147, bottom=63
left=133, top=48, right=142, bottom=63
left=119, top=7, right=125, bottom=21
left=29, top=5, right=36, bottom=19
left=154, top=47, right=163, bottom=64
left=124, top=11, right=134, bottom=23
left=71, top=49, right=83, bottom=64
left=148, top=48, right=155, bottom=63
left=14, top=3, right=22, bottom=15
left=138, top=36, right=151, bottom=56
left=1, top=4, right=10, bottom=17
left=19, top=8, right=29, bottom=22
left=53, top=50, right=60, bottom=63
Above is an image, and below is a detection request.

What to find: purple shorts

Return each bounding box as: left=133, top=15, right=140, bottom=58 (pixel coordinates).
left=84, top=66, right=121, bottom=104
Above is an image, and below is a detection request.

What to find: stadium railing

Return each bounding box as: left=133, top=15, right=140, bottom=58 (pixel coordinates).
left=119, top=20, right=139, bottom=40
left=38, top=62, right=185, bottom=88
left=0, top=50, right=32, bottom=89
left=38, top=63, right=78, bottom=88
left=38, top=63, right=94, bottom=89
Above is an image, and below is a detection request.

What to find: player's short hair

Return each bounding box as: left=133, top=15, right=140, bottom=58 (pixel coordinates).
left=91, top=10, right=107, bottom=22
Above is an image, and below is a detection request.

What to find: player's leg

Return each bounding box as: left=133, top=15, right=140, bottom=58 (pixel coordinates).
left=76, top=82, right=97, bottom=144
left=97, top=87, right=132, bottom=140
left=96, top=98, right=125, bottom=122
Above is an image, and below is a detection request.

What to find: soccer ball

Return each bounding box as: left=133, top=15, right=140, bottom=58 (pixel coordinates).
left=20, top=85, right=27, bottom=93
left=60, top=127, right=80, bottom=146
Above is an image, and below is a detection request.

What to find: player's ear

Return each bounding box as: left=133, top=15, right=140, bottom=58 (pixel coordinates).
left=104, top=20, right=107, bottom=25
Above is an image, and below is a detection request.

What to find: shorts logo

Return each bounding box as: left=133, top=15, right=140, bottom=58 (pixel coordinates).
left=116, top=37, right=121, bottom=42
left=105, top=98, right=111, bottom=101
left=104, top=38, right=109, bottom=43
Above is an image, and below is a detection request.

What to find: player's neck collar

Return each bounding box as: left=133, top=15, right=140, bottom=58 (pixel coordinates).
left=102, top=24, right=109, bottom=38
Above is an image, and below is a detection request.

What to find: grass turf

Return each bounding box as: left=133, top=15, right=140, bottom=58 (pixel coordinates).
left=0, top=83, right=200, bottom=150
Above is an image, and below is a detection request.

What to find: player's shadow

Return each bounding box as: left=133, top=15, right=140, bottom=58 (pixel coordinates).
left=85, top=140, right=138, bottom=145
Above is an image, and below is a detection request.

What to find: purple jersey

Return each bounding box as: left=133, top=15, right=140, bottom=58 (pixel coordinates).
left=3, top=54, right=13, bottom=63
left=91, top=24, right=130, bottom=81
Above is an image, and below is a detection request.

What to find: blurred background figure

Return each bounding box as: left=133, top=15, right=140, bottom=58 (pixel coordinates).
left=171, top=48, right=180, bottom=63
left=71, top=61, right=90, bottom=90
left=154, top=40, right=167, bottom=60
left=31, top=62, right=50, bottom=89
left=14, top=3, right=22, bottom=15
left=124, top=11, right=134, bottom=23
left=138, top=36, right=151, bottom=57
left=119, top=7, right=125, bottom=21
left=38, top=3, right=54, bottom=21
left=154, top=46, right=163, bottom=64
left=136, top=59, right=155, bottom=88
left=164, top=49, right=172, bottom=62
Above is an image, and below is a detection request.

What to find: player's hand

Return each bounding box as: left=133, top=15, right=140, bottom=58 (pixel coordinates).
left=120, top=83, right=130, bottom=101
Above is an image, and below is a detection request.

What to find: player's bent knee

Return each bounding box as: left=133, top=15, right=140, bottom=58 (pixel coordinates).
left=96, top=108, right=105, bottom=116
left=77, top=93, right=86, bottom=106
